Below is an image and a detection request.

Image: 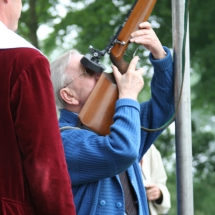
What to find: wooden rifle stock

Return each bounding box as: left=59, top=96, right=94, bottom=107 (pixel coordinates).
left=78, top=0, right=157, bottom=136
left=78, top=73, right=118, bottom=135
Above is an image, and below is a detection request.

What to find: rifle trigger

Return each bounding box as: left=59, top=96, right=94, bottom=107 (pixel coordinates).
left=133, top=46, right=139, bottom=57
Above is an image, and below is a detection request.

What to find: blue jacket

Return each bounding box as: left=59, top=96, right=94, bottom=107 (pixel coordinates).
left=59, top=47, right=174, bottom=215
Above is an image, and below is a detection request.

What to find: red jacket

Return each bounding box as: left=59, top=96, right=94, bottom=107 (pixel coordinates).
left=0, top=48, right=76, bottom=215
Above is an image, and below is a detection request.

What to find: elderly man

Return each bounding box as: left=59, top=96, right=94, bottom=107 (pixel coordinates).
left=0, top=0, right=76, bottom=214
left=51, top=22, right=174, bottom=215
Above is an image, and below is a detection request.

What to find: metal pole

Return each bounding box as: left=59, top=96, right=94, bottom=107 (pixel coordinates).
left=172, top=0, right=194, bottom=215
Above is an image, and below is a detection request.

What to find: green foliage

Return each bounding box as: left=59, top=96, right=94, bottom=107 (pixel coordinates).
left=56, top=1, right=119, bottom=54
left=18, top=0, right=61, bottom=49
left=189, top=1, right=215, bottom=114
left=150, top=0, right=172, bottom=47
left=192, top=120, right=215, bottom=180
left=194, top=176, right=215, bottom=215
left=166, top=172, right=177, bottom=215
left=155, top=127, right=175, bottom=160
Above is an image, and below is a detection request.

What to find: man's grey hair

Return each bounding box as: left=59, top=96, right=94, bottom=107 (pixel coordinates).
left=50, top=49, right=80, bottom=110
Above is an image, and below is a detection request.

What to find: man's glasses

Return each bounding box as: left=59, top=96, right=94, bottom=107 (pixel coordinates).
left=63, top=68, right=96, bottom=88
left=63, top=72, right=86, bottom=88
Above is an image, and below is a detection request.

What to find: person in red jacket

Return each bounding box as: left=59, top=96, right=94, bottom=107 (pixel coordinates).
left=0, top=0, right=76, bottom=214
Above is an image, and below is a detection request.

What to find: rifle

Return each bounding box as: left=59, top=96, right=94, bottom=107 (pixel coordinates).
left=78, top=0, right=157, bottom=136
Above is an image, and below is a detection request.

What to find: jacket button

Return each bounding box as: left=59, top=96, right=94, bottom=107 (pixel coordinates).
left=100, top=200, right=106, bottom=206
left=116, top=202, right=122, bottom=208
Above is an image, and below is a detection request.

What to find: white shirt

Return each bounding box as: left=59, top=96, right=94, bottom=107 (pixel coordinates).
left=0, top=21, right=38, bottom=50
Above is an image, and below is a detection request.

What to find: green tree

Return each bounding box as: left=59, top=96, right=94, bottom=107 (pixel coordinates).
left=18, top=0, right=61, bottom=49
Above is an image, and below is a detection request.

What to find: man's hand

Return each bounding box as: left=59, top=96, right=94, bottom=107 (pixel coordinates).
left=130, top=22, right=166, bottom=60
left=145, top=183, right=163, bottom=203
left=112, top=56, right=144, bottom=101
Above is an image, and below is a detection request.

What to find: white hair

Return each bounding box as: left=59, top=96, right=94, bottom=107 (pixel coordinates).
left=50, top=49, right=80, bottom=110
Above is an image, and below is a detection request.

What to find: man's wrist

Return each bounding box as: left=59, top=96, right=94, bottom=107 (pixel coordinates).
left=152, top=50, right=167, bottom=60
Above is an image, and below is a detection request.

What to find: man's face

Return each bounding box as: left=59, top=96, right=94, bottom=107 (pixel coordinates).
left=65, top=53, right=101, bottom=109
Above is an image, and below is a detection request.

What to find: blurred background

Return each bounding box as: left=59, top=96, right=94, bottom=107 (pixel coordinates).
left=18, top=0, right=215, bottom=214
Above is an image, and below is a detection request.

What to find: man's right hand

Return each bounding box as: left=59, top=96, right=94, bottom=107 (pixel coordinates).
left=145, top=183, right=163, bottom=203
left=112, top=56, right=144, bottom=101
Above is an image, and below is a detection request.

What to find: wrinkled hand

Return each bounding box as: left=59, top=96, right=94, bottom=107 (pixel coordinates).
left=130, top=22, right=166, bottom=60
left=112, top=56, right=144, bottom=101
left=145, top=183, right=162, bottom=202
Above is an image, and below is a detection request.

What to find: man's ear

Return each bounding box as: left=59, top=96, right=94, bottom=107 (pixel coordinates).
left=60, top=88, right=79, bottom=105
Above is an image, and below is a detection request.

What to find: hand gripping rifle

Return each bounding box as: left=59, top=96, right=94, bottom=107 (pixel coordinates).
left=78, top=0, right=157, bottom=136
